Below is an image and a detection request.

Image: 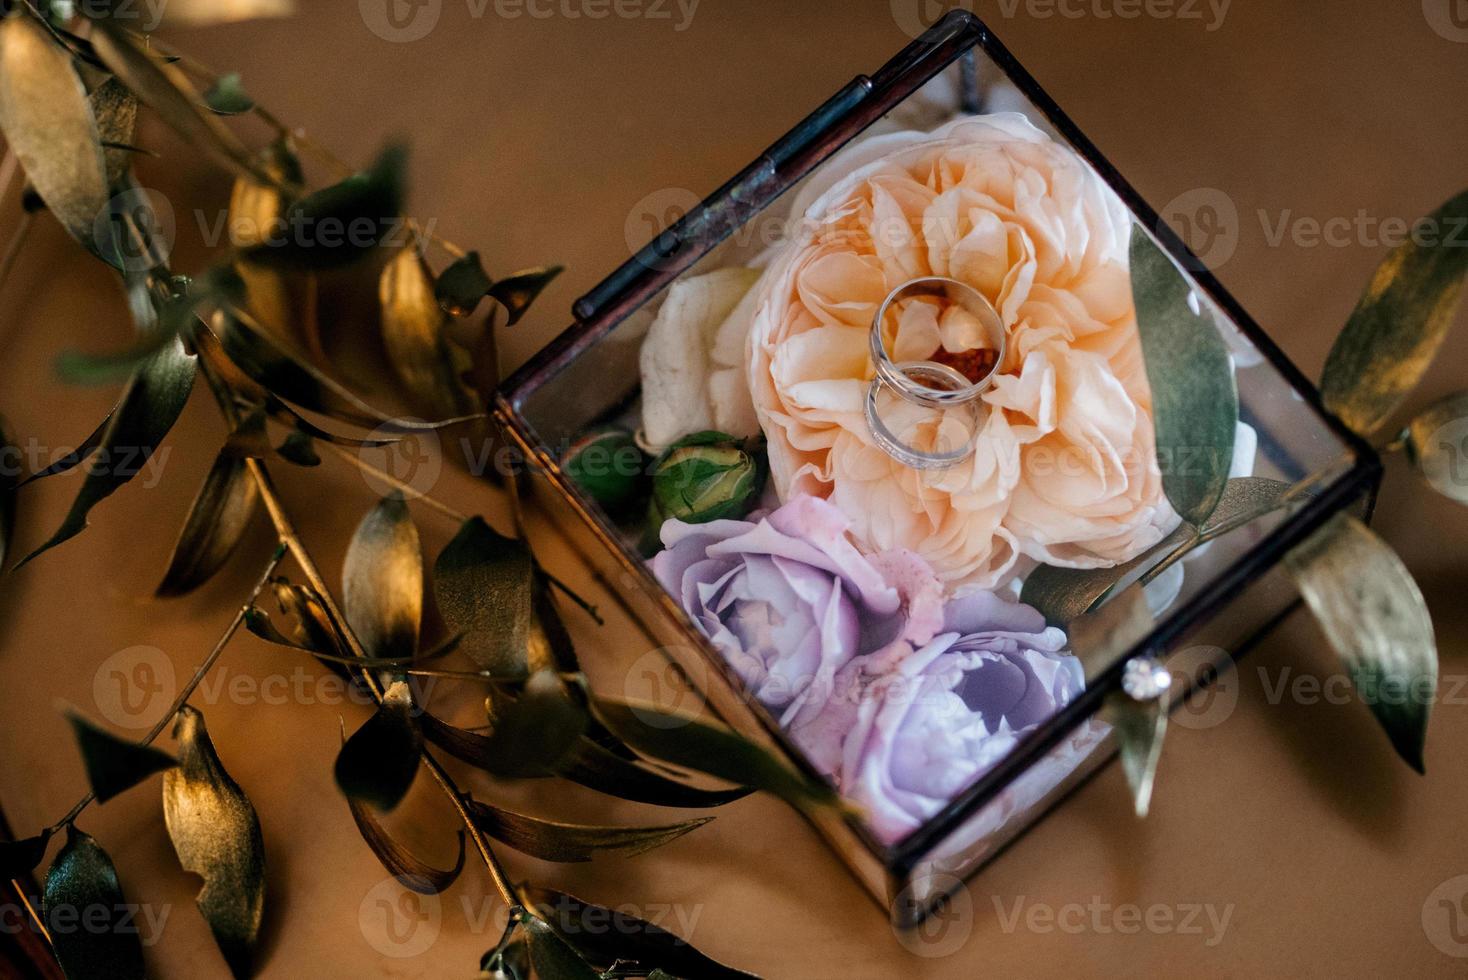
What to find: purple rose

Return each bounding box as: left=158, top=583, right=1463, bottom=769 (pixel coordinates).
left=651, top=496, right=943, bottom=733
left=837, top=591, right=1085, bottom=845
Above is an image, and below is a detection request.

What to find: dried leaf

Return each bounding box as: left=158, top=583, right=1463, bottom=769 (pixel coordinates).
left=1130, top=231, right=1238, bottom=525
left=1322, top=190, right=1468, bottom=436
left=43, top=827, right=145, bottom=980
left=335, top=681, right=423, bottom=811
left=521, top=913, right=601, bottom=980
left=344, top=495, right=422, bottom=662
left=17, top=334, right=197, bottom=566
left=244, top=144, right=406, bottom=269
left=421, top=671, right=587, bottom=779
left=379, top=247, right=478, bottom=421
left=464, top=800, right=708, bottom=863
left=346, top=797, right=464, bottom=895
left=593, top=698, right=838, bottom=812
left=0, top=12, right=108, bottom=245
left=1285, top=514, right=1437, bottom=772
left=89, top=77, right=139, bottom=187
left=91, top=22, right=267, bottom=185
left=433, top=517, right=534, bottom=675
left=489, top=265, right=563, bottom=325
left=156, top=450, right=261, bottom=597
left=204, top=71, right=254, bottom=115
left=1403, top=389, right=1468, bottom=506
left=0, top=831, right=50, bottom=880
left=435, top=251, right=494, bottom=317
left=65, top=711, right=176, bottom=804
left=556, top=737, right=750, bottom=809
left=520, top=885, right=758, bottom=979
left=162, top=706, right=267, bottom=979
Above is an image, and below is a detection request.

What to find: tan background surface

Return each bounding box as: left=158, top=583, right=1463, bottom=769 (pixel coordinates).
left=4, top=1, right=1468, bottom=977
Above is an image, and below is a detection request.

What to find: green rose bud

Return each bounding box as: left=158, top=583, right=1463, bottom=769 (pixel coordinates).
left=563, top=428, right=644, bottom=509
left=648, top=431, right=765, bottom=529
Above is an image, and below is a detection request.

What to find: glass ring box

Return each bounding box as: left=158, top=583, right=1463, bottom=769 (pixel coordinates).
left=496, top=11, right=1379, bottom=925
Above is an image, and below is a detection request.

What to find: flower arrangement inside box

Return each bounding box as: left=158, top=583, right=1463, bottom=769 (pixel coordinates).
left=496, top=11, right=1399, bottom=921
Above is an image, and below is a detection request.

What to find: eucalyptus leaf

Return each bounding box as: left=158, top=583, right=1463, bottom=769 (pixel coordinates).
left=1129, top=230, right=1238, bottom=526
left=1103, top=680, right=1169, bottom=819
left=489, top=266, right=564, bottom=325
left=90, top=77, right=139, bottom=187
left=162, top=706, right=267, bottom=979
left=204, top=71, right=254, bottom=115
left=43, top=826, right=145, bottom=980
left=18, top=411, right=112, bottom=486
left=520, top=885, right=758, bottom=980
left=521, top=913, right=601, bottom=980
left=593, top=698, right=838, bottom=812
left=0, top=830, right=51, bottom=880
left=244, top=143, right=406, bottom=269
left=421, top=671, right=587, bottom=779
left=464, top=799, right=709, bottom=863
left=91, top=22, right=268, bottom=186
left=433, top=517, right=534, bottom=675
left=344, top=495, right=423, bottom=663
left=65, top=711, right=176, bottom=804
left=436, top=251, right=494, bottom=317
left=156, top=450, right=260, bottom=597
left=346, top=797, right=465, bottom=895
left=1321, top=190, right=1468, bottom=436
left=380, top=247, right=479, bottom=422
left=556, top=737, right=750, bottom=809
left=17, top=334, right=197, bottom=567
left=1285, top=513, right=1437, bottom=772
left=1403, top=390, right=1468, bottom=506
left=0, top=12, right=108, bottom=245
left=335, top=681, right=423, bottom=811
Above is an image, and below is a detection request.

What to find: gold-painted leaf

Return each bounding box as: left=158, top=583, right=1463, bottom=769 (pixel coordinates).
left=435, top=251, right=493, bottom=317
left=421, top=671, right=587, bottom=779
left=1403, top=389, right=1468, bottom=506
left=0, top=830, right=50, bottom=880
left=65, top=711, right=176, bottom=803
left=44, top=827, right=145, bottom=980
left=1130, top=230, right=1238, bottom=525
left=156, top=450, right=261, bottom=597
left=379, top=248, right=478, bottom=421
left=335, top=681, right=423, bottom=811
left=555, top=735, right=749, bottom=809
left=489, top=265, right=563, bottom=325
left=521, top=914, right=601, bottom=980
left=0, top=12, right=108, bottom=244
left=346, top=797, right=465, bottom=895
left=1066, top=584, right=1158, bottom=684
left=1285, top=513, right=1437, bottom=772
left=464, top=799, right=709, bottom=863
left=433, top=517, right=534, bottom=675
left=89, top=77, right=139, bottom=187
left=162, top=706, right=266, bottom=979
left=1322, top=191, right=1468, bottom=436
left=343, top=494, right=422, bottom=663
left=1104, top=685, right=1168, bottom=819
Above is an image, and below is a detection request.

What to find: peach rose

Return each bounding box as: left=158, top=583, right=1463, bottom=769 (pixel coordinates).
left=746, top=114, right=1179, bottom=591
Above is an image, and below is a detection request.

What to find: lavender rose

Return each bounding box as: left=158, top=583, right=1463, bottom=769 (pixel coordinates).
left=837, top=591, right=1085, bottom=845
left=651, top=495, right=943, bottom=732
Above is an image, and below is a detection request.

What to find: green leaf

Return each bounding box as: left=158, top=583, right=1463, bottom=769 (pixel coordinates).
left=0, top=830, right=51, bottom=880
left=489, top=265, right=563, bottom=325
left=65, top=711, right=176, bottom=804
left=335, top=681, right=423, bottom=811
left=156, top=450, right=261, bottom=597
left=521, top=913, right=601, bottom=980
left=1285, top=513, right=1438, bottom=772
left=162, top=706, right=267, bottom=980
left=17, top=334, right=197, bottom=567
left=1129, top=230, right=1238, bottom=526
left=464, top=799, right=709, bottom=863
left=1403, top=390, right=1468, bottom=506
left=0, top=11, right=108, bottom=245
left=43, top=827, right=145, bottom=980
left=435, top=251, right=494, bottom=317
left=346, top=797, right=465, bottom=895
left=520, top=885, right=759, bottom=979
left=203, top=71, right=254, bottom=115
left=344, top=495, right=423, bottom=663
left=243, top=143, right=406, bottom=269
left=421, top=671, right=587, bottom=779
left=592, top=697, right=838, bottom=812
left=433, top=517, right=534, bottom=675
left=379, top=247, right=479, bottom=425
left=1322, top=191, right=1468, bottom=436
left=91, top=22, right=268, bottom=186
left=556, top=737, right=750, bottom=809
left=1021, top=478, right=1294, bottom=627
